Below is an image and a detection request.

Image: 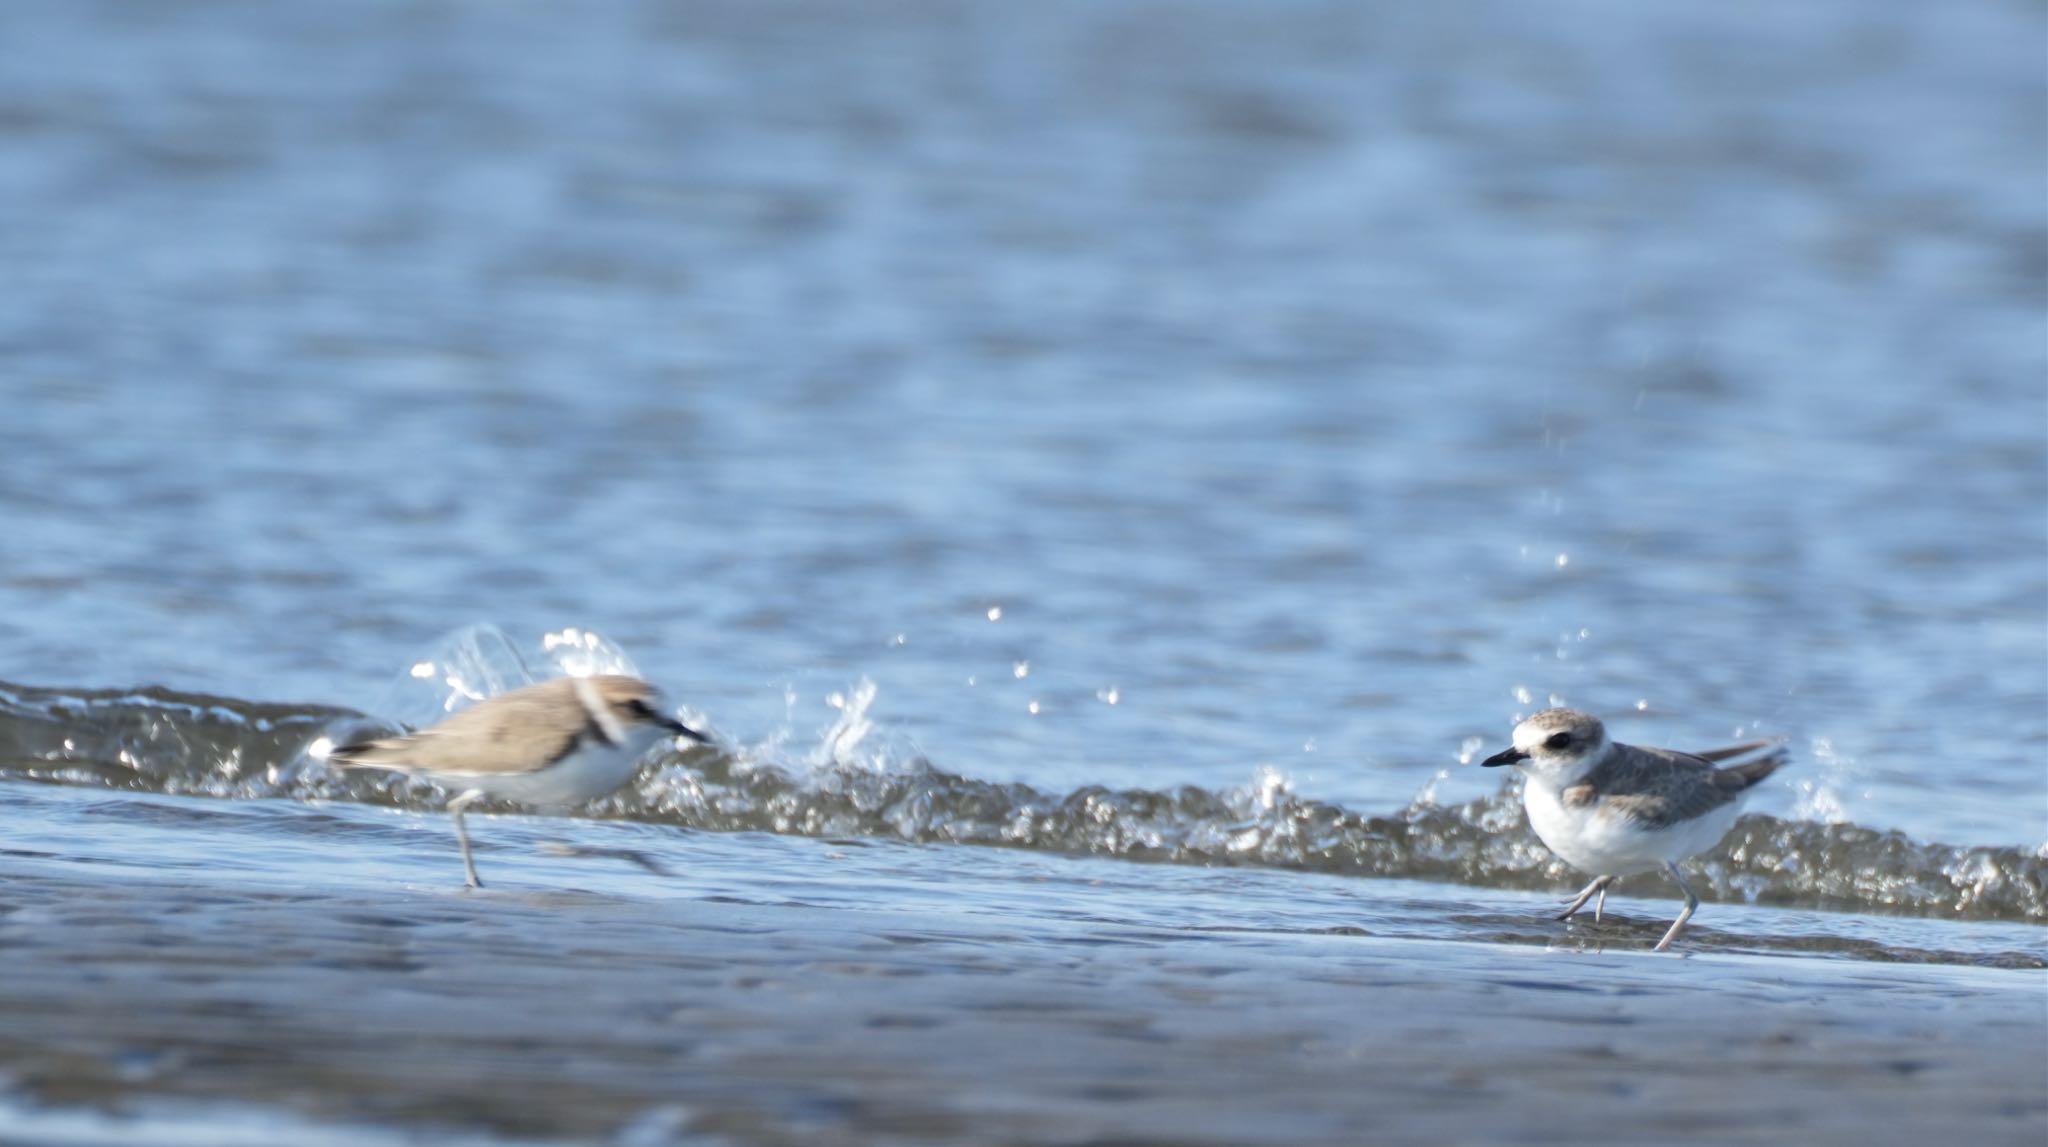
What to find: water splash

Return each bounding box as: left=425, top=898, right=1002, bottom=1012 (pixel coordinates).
left=816, top=679, right=881, bottom=769
left=1792, top=735, right=1855, bottom=824
left=540, top=626, right=642, bottom=681
left=364, top=623, right=535, bottom=732
left=0, top=672, right=2041, bottom=924
left=351, top=623, right=644, bottom=735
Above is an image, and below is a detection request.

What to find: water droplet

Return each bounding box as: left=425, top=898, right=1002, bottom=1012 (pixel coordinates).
left=409, top=661, right=436, bottom=679
left=1411, top=768, right=1451, bottom=806
left=1512, top=685, right=1533, bottom=704
left=1634, top=698, right=1649, bottom=711
left=1554, top=552, right=1570, bottom=569
left=1027, top=700, right=1041, bottom=715
left=1097, top=687, right=1120, bottom=705
left=1012, top=660, right=1030, bottom=679
left=986, top=606, right=1003, bottom=622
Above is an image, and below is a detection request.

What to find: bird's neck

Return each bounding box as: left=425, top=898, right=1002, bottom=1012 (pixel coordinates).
left=1525, top=740, right=1610, bottom=792
left=583, top=720, right=668, bottom=759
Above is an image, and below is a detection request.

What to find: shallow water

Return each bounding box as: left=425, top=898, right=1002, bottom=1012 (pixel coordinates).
left=1, top=784, right=2043, bottom=1146
left=0, top=0, right=2043, bottom=1142
left=0, top=679, right=2043, bottom=1143
left=3, top=670, right=2043, bottom=938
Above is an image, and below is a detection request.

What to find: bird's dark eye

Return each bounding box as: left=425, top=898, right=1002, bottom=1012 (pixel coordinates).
left=624, top=699, right=654, bottom=718
left=1545, top=731, right=1573, bottom=750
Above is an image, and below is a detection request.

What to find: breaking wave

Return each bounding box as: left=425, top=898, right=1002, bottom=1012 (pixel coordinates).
left=0, top=676, right=2040, bottom=923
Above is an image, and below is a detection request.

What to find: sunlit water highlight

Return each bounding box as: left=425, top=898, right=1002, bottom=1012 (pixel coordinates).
left=0, top=0, right=2042, bottom=1141
left=3, top=625, right=2042, bottom=946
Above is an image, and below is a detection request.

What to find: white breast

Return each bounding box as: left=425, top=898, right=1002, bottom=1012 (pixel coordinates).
left=426, top=723, right=669, bottom=808
left=1522, top=777, right=1745, bottom=877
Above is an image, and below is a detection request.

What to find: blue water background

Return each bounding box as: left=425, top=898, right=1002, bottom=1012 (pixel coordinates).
left=0, top=0, right=2041, bottom=847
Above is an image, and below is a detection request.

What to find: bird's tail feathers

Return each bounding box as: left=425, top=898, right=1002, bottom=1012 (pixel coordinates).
left=1714, top=749, right=1788, bottom=789
left=326, top=736, right=415, bottom=770
left=1693, top=737, right=1785, bottom=766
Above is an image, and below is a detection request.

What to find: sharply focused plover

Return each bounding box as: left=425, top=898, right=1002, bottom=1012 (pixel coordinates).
left=328, top=675, right=709, bottom=887
left=1481, top=708, right=1785, bottom=951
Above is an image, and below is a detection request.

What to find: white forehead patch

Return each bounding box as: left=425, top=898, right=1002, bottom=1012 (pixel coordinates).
left=1516, top=713, right=1603, bottom=752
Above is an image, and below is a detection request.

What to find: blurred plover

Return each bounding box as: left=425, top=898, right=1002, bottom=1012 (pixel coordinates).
left=1481, top=708, right=1785, bottom=951
left=329, top=675, right=708, bottom=887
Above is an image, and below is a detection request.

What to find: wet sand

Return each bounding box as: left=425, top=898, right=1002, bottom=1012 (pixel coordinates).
left=0, top=853, right=2039, bottom=1146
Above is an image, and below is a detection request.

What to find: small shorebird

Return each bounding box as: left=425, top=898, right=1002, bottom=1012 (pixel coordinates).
left=328, top=675, right=709, bottom=887
left=1481, top=708, right=1785, bottom=951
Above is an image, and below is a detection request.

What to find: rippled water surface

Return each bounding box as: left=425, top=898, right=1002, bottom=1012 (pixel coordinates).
left=0, top=0, right=2042, bottom=1143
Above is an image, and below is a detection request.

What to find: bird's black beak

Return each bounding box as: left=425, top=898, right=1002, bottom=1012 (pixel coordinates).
left=1480, top=746, right=1529, bottom=768
left=663, top=716, right=712, bottom=744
